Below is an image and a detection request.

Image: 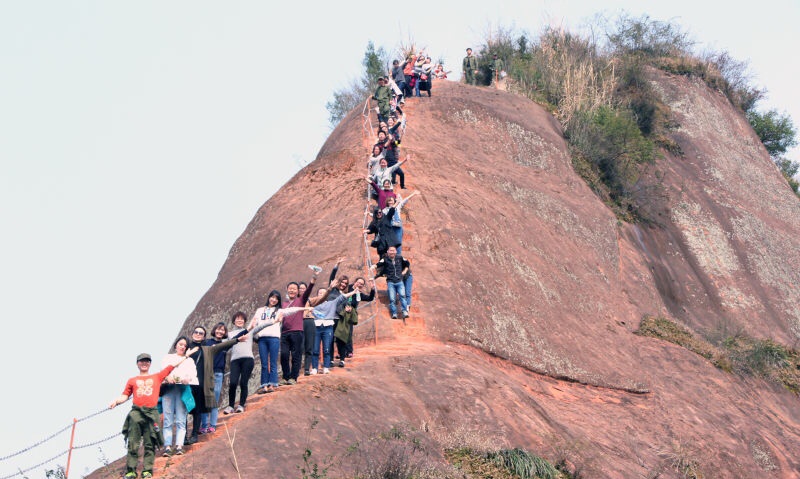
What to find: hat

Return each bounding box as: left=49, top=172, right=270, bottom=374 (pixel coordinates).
left=136, top=353, right=152, bottom=362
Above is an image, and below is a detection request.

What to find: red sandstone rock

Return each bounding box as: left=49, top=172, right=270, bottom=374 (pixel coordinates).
left=91, top=72, right=800, bottom=478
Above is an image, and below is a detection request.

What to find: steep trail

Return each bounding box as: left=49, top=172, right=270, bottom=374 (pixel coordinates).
left=94, top=77, right=800, bottom=478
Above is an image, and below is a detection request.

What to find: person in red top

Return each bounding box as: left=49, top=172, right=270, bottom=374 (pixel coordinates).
left=109, top=351, right=196, bottom=479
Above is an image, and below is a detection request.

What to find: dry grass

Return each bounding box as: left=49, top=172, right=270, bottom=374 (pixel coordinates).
left=637, top=315, right=800, bottom=393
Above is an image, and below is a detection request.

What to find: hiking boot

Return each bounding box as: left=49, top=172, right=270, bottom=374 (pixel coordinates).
left=175, top=447, right=184, bottom=455
left=234, top=405, right=245, bottom=413
left=288, top=378, right=297, bottom=385
left=162, top=446, right=173, bottom=457
left=141, top=472, right=153, bottom=479
left=223, top=406, right=234, bottom=415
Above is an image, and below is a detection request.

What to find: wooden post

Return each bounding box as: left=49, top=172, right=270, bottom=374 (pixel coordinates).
left=65, top=418, right=77, bottom=478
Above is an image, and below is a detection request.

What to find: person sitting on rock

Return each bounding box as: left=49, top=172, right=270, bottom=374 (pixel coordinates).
left=371, top=246, right=410, bottom=319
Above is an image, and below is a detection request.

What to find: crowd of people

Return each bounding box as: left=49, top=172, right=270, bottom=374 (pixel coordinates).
left=109, top=44, right=498, bottom=479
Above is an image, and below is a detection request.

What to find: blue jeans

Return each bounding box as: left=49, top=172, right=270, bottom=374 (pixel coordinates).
left=201, top=372, right=223, bottom=428
left=387, top=281, right=408, bottom=316
left=404, top=273, right=413, bottom=307
left=162, top=385, right=187, bottom=447
left=257, top=336, right=281, bottom=387
left=393, top=226, right=403, bottom=255
left=312, top=324, right=333, bottom=369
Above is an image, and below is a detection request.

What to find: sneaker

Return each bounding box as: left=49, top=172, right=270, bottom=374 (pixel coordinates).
left=402, top=310, right=409, bottom=318
left=309, top=368, right=318, bottom=375
left=234, top=405, right=245, bottom=413
left=279, top=378, right=290, bottom=385
left=288, top=378, right=297, bottom=385
left=304, top=369, right=310, bottom=376
left=338, top=360, right=345, bottom=368
left=185, top=435, right=198, bottom=445
left=391, top=314, right=398, bottom=319
left=142, top=472, right=153, bottom=479
left=198, top=426, right=208, bottom=435
left=308, top=264, right=323, bottom=274
left=162, top=446, right=173, bottom=457
left=175, top=447, right=184, bottom=455
left=124, top=472, right=137, bottom=479
left=207, top=426, right=216, bottom=433
left=223, top=406, right=234, bottom=415
left=346, top=352, right=353, bottom=358
left=323, top=368, right=331, bottom=374
left=256, top=386, right=268, bottom=394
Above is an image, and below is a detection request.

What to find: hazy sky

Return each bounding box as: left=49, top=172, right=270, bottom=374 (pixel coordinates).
left=1, top=1, right=798, bottom=477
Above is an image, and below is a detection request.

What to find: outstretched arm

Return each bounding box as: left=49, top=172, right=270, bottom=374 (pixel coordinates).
left=329, top=256, right=346, bottom=284
left=397, top=190, right=420, bottom=208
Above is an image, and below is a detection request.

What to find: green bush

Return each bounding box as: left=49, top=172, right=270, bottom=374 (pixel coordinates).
left=325, top=41, right=389, bottom=126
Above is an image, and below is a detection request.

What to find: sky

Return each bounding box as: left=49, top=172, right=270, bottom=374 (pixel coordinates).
left=1, top=1, right=798, bottom=477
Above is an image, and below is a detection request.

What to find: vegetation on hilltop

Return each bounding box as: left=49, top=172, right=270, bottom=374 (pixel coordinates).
left=325, top=41, right=389, bottom=126
left=477, top=14, right=799, bottom=210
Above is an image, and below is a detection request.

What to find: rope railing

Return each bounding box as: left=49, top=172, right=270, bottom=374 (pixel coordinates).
left=3, top=87, right=411, bottom=479
left=0, top=405, right=122, bottom=478
left=356, top=85, right=412, bottom=340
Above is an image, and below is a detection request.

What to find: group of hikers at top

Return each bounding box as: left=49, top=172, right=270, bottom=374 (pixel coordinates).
left=109, top=44, right=504, bottom=479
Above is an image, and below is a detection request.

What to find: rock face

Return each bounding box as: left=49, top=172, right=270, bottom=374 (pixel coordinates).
left=100, top=72, right=800, bottom=478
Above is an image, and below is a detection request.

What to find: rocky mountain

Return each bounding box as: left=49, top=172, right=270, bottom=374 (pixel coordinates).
left=93, top=69, right=800, bottom=478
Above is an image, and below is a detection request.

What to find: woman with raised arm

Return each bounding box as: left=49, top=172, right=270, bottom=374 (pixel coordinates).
left=307, top=278, right=359, bottom=374
left=383, top=191, right=420, bottom=256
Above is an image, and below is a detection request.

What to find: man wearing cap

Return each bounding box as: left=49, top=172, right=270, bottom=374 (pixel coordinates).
left=109, top=351, right=195, bottom=479
left=463, top=48, right=479, bottom=86
left=372, top=76, right=392, bottom=124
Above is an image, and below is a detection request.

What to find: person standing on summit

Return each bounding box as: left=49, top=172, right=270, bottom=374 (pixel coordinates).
left=372, top=76, right=392, bottom=124
left=463, top=48, right=479, bottom=86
